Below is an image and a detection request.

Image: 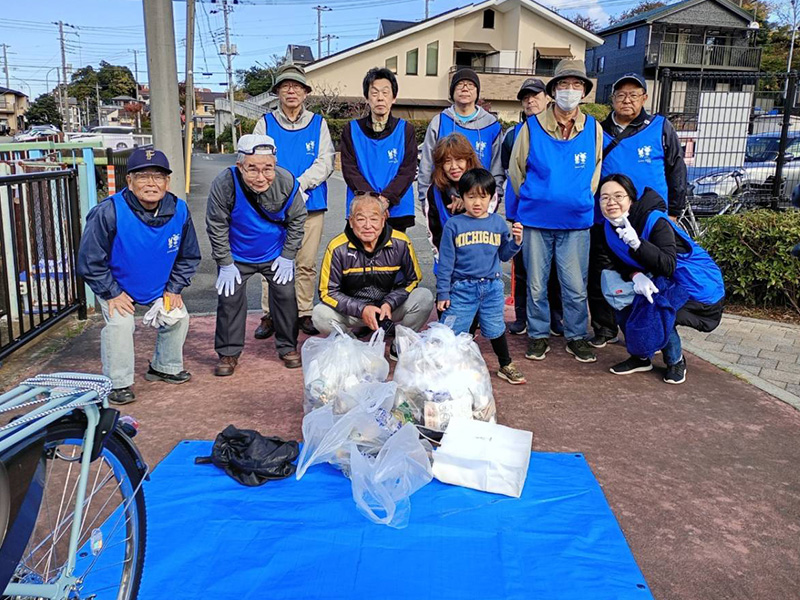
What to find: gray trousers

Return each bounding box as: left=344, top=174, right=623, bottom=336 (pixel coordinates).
left=215, top=260, right=298, bottom=358
left=311, top=288, right=434, bottom=336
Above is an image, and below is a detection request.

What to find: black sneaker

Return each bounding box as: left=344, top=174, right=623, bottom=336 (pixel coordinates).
left=610, top=356, right=653, bottom=375
left=145, top=364, right=192, bottom=384
left=508, top=320, right=527, bottom=335
left=254, top=315, right=275, bottom=340
left=566, top=339, right=597, bottom=363
left=589, top=334, right=619, bottom=348
left=525, top=338, right=550, bottom=361
left=663, top=357, right=687, bottom=385
left=108, top=387, right=136, bottom=405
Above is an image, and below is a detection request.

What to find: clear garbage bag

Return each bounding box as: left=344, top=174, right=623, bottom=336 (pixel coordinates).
left=393, top=322, right=496, bottom=433
left=348, top=423, right=433, bottom=529
left=301, top=324, right=390, bottom=414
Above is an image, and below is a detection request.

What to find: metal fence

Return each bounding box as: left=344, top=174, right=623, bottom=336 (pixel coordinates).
left=658, top=69, right=799, bottom=215
left=0, top=169, right=86, bottom=361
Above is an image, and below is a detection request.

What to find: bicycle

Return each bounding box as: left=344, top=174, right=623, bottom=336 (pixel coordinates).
left=0, top=373, right=148, bottom=600
left=678, top=170, right=760, bottom=239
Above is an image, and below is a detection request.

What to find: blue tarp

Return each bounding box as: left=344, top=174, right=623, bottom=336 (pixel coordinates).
left=131, top=440, right=652, bottom=600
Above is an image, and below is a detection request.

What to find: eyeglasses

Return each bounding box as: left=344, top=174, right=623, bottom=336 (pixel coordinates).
left=455, top=81, right=477, bottom=91
left=241, top=165, right=274, bottom=177
left=556, top=80, right=585, bottom=91
left=613, top=92, right=645, bottom=101
left=599, top=193, right=628, bottom=203
left=131, top=172, right=168, bottom=184
left=280, top=82, right=305, bottom=92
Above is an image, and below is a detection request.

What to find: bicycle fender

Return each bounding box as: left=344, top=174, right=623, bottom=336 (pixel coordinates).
left=90, top=408, right=119, bottom=462
left=112, top=427, right=150, bottom=482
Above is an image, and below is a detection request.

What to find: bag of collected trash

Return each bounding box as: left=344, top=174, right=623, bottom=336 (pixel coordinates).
left=301, top=325, right=390, bottom=414
left=432, top=418, right=532, bottom=498
left=393, top=323, right=496, bottom=433
left=295, top=381, right=401, bottom=479
left=349, top=423, right=433, bottom=529
left=194, top=425, right=299, bottom=487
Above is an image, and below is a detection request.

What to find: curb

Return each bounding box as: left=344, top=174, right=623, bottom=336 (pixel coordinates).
left=722, top=313, right=800, bottom=332
left=683, top=340, right=800, bottom=411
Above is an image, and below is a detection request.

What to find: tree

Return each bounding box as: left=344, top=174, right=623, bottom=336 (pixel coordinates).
left=67, top=61, right=137, bottom=124
left=26, top=94, right=62, bottom=128
left=569, top=14, right=601, bottom=32
left=608, top=1, right=667, bottom=25
left=236, top=54, right=285, bottom=97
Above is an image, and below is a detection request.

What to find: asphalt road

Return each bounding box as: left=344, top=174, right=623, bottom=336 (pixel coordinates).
left=181, top=153, right=439, bottom=314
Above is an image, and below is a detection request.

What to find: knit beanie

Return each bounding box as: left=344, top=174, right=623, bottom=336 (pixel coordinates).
left=449, top=68, right=481, bottom=101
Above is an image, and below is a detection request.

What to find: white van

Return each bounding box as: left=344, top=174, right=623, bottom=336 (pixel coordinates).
left=68, top=126, right=135, bottom=150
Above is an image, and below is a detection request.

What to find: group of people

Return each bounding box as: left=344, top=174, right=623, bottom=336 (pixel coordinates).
left=76, top=57, right=725, bottom=404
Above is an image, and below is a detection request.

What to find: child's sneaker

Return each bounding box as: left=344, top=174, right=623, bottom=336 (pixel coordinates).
left=497, top=362, right=527, bottom=385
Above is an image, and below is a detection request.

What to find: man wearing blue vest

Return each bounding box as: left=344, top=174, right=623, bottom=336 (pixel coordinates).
left=510, top=59, right=603, bottom=364
left=340, top=67, right=418, bottom=233
left=419, top=68, right=503, bottom=207
left=588, top=72, right=688, bottom=349
left=78, top=149, right=201, bottom=405
left=207, top=134, right=307, bottom=376
left=252, top=64, right=335, bottom=338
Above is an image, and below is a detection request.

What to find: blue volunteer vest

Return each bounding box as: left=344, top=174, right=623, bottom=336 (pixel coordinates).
left=432, top=186, right=457, bottom=230
left=437, top=112, right=501, bottom=170
left=518, top=116, right=597, bottom=230
left=345, top=120, right=414, bottom=218
left=504, top=122, right=523, bottom=221
left=601, top=115, right=669, bottom=223
left=228, top=166, right=298, bottom=264
left=604, top=210, right=725, bottom=304
left=109, top=190, right=188, bottom=305
left=263, top=112, right=328, bottom=212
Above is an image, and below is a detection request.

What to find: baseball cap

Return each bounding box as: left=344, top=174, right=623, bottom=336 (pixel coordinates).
left=517, top=78, right=546, bottom=100
left=127, top=148, right=171, bottom=174
left=237, top=134, right=277, bottom=156
left=613, top=73, right=647, bottom=92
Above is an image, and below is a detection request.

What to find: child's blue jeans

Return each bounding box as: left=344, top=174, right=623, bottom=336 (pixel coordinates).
left=441, top=277, right=505, bottom=340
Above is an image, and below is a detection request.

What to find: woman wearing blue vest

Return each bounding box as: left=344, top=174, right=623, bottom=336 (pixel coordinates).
left=78, top=149, right=201, bottom=405
left=597, top=174, right=725, bottom=385
left=340, top=67, right=418, bottom=233
left=418, top=68, right=504, bottom=209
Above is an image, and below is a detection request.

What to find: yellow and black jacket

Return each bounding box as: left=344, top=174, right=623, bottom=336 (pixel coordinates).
left=319, top=224, right=422, bottom=318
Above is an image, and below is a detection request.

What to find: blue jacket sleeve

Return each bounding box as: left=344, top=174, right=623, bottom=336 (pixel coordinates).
left=165, top=210, right=202, bottom=294
left=77, top=200, right=123, bottom=301
left=436, top=222, right=457, bottom=301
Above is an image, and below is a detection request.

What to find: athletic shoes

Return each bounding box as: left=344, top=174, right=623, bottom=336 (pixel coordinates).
left=663, top=357, right=687, bottom=385
left=610, top=356, right=653, bottom=375
left=497, top=362, right=527, bottom=385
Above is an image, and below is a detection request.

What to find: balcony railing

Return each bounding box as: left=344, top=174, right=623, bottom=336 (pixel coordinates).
left=646, top=42, right=762, bottom=70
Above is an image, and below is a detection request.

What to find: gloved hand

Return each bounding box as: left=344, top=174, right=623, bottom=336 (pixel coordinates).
left=143, top=298, right=164, bottom=329
left=215, top=264, right=241, bottom=297
left=632, top=272, right=659, bottom=304
left=271, top=256, right=294, bottom=285
left=616, top=216, right=641, bottom=250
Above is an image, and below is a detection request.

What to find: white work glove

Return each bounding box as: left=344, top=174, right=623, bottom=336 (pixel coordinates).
left=615, top=216, right=641, bottom=250
left=143, top=298, right=164, bottom=329
left=271, top=256, right=295, bottom=285
left=632, top=272, right=659, bottom=304
left=215, top=263, right=241, bottom=297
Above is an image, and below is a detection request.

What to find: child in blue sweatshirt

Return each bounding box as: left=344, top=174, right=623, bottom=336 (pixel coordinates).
left=436, top=168, right=526, bottom=385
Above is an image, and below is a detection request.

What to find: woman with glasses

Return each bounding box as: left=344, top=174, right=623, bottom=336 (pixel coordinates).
left=597, top=174, right=724, bottom=385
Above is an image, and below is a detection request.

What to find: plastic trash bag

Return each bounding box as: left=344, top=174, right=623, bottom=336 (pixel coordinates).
left=349, top=423, right=433, bottom=529
left=295, top=381, right=401, bottom=479
left=301, top=325, right=390, bottom=414
left=393, top=322, right=496, bottom=433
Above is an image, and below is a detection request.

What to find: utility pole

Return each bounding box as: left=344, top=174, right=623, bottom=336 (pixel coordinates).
left=322, top=34, right=339, bottom=57
left=425, top=0, right=431, bottom=20
left=130, top=49, right=142, bottom=131
left=184, top=0, right=196, bottom=195
left=221, top=0, right=237, bottom=150
left=1, top=44, right=9, bottom=89
left=95, top=81, right=101, bottom=126
left=313, top=6, right=331, bottom=61
left=787, top=0, right=798, bottom=99
left=142, top=0, right=185, bottom=195
left=57, top=21, right=71, bottom=132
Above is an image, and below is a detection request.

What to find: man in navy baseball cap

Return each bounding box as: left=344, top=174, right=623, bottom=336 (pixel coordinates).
left=127, top=147, right=173, bottom=174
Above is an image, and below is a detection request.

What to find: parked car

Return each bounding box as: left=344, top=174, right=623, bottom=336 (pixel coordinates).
left=68, top=126, right=135, bottom=150
left=688, top=132, right=800, bottom=204
left=12, top=124, right=61, bottom=142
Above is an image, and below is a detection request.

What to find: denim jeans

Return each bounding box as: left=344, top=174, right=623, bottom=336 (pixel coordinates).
left=99, top=297, right=190, bottom=389
left=441, top=277, right=505, bottom=339
left=617, top=310, right=683, bottom=365
left=522, top=227, right=590, bottom=341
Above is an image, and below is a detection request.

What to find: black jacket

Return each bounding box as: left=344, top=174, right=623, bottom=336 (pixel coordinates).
left=318, top=223, right=423, bottom=318
left=425, top=184, right=463, bottom=251
left=78, top=189, right=201, bottom=301
left=601, top=110, right=687, bottom=217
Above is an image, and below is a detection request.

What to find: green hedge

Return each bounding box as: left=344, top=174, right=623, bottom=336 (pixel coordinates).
left=702, top=210, right=800, bottom=313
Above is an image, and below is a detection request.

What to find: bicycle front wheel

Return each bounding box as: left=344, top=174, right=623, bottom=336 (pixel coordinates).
left=5, top=422, right=146, bottom=600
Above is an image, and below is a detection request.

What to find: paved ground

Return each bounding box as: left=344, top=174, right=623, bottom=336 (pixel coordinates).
left=680, top=315, right=800, bottom=408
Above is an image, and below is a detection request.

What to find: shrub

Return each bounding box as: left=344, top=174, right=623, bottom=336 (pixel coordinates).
left=217, top=117, right=258, bottom=149
left=701, top=209, right=800, bottom=313
left=581, top=103, right=611, bottom=122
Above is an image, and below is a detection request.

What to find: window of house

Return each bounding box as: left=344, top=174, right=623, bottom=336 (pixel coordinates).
left=406, top=48, right=419, bottom=75
left=596, top=56, right=605, bottom=73
left=426, top=41, right=439, bottom=76
left=386, top=55, right=398, bottom=73
left=483, top=9, right=495, bottom=29
left=623, top=29, right=636, bottom=48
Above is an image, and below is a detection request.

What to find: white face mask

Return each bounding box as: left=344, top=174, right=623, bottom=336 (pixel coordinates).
left=555, top=89, right=583, bottom=112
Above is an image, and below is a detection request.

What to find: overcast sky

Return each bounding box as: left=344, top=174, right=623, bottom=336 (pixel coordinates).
left=1, top=0, right=638, bottom=99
